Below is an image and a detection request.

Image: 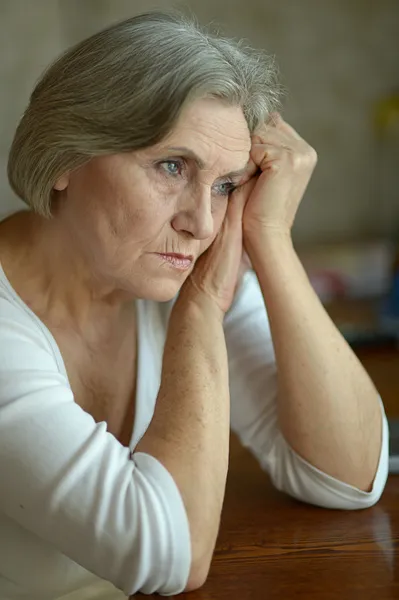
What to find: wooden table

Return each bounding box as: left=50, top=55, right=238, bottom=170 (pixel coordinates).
left=176, top=344, right=398, bottom=600
left=136, top=318, right=399, bottom=599
left=176, top=435, right=399, bottom=600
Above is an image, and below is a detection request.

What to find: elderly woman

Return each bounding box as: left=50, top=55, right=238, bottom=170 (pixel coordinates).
left=0, top=10, right=388, bottom=600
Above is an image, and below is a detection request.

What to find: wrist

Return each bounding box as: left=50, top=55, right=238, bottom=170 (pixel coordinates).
left=176, top=284, right=225, bottom=325
left=243, top=228, right=297, bottom=286
left=244, top=225, right=293, bottom=255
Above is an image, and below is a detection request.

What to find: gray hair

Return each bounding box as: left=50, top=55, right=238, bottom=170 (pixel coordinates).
left=7, top=10, right=284, bottom=218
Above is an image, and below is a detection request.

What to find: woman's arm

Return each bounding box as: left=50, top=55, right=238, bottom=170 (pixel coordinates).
left=238, top=112, right=385, bottom=495
left=245, top=231, right=382, bottom=492
left=136, top=294, right=229, bottom=590
left=225, top=270, right=388, bottom=509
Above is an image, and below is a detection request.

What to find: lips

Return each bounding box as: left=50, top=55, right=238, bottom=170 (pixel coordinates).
left=160, top=253, right=194, bottom=261
left=155, top=252, right=194, bottom=270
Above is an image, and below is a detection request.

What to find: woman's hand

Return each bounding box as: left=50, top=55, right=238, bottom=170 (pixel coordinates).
left=182, top=178, right=256, bottom=316
left=243, top=113, right=318, bottom=239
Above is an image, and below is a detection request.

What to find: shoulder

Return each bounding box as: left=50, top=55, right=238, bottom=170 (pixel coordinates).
left=0, top=278, right=60, bottom=372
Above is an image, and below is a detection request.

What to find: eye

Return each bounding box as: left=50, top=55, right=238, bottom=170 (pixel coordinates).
left=158, top=159, right=184, bottom=177
left=213, top=181, right=237, bottom=197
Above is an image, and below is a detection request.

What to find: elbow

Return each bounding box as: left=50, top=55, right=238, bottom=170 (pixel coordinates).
left=182, top=500, right=223, bottom=592
left=184, top=558, right=211, bottom=592
left=305, top=483, right=386, bottom=511
left=184, top=543, right=214, bottom=592
left=338, top=496, right=383, bottom=511
left=345, top=487, right=385, bottom=511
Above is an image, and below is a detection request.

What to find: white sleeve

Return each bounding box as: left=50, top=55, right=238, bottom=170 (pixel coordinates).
left=0, top=298, right=191, bottom=596
left=224, top=270, right=389, bottom=510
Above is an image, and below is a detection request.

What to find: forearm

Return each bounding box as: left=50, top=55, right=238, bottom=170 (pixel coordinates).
left=245, top=230, right=382, bottom=491
left=135, top=291, right=230, bottom=582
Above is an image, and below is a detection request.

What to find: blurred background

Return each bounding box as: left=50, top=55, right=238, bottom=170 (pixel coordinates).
left=0, top=0, right=398, bottom=348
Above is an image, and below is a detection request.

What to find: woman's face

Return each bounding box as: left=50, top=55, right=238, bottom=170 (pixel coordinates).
left=55, top=98, right=251, bottom=301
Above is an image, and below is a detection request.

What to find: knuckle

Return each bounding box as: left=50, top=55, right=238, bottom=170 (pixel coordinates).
left=269, top=162, right=280, bottom=172
left=291, top=146, right=317, bottom=170
left=291, top=154, right=302, bottom=169
left=304, top=145, right=318, bottom=164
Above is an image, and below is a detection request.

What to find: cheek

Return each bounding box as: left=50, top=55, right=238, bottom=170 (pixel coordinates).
left=101, top=182, right=168, bottom=242
left=64, top=165, right=113, bottom=231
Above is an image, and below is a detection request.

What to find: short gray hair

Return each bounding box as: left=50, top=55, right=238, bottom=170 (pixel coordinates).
left=7, top=10, right=283, bottom=217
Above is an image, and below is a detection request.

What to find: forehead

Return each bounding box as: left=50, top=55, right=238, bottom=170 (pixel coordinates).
left=157, top=98, right=251, bottom=173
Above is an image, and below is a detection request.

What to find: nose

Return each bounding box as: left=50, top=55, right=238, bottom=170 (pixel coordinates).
left=172, top=187, right=214, bottom=240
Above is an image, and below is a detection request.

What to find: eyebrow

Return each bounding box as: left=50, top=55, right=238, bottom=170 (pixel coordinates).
left=165, top=146, right=248, bottom=180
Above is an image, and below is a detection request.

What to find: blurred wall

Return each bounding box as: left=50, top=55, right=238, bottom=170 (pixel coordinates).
left=1, top=0, right=398, bottom=243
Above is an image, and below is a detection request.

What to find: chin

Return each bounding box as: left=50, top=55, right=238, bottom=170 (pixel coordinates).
left=127, top=275, right=187, bottom=303
left=144, top=287, right=182, bottom=303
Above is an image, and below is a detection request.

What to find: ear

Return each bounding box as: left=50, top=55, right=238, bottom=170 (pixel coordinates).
left=53, top=172, right=70, bottom=191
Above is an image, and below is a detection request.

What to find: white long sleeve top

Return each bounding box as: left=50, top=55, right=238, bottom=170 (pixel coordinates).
left=0, top=258, right=389, bottom=600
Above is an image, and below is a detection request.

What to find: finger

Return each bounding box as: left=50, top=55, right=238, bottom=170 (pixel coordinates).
left=266, top=111, right=282, bottom=127
left=252, top=127, right=295, bottom=150
left=241, top=249, right=252, bottom=269
left=225, top=189, right=246, bottom=227
left=231, top=174, right=258, bottom=212
left=250, top=142, right=285, bottom=170
left=241, top=155, right=258, bottom=182
left=251, top=135, right=295, bottom=154
left=251, top=124, right=296, bottom=144
left=256, top=114, right=304, bottom=145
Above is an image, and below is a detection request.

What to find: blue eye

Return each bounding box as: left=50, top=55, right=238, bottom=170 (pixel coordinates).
left=158, top=160, right=183, bottom=176
left=214, top=181, right=237, bottom=196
